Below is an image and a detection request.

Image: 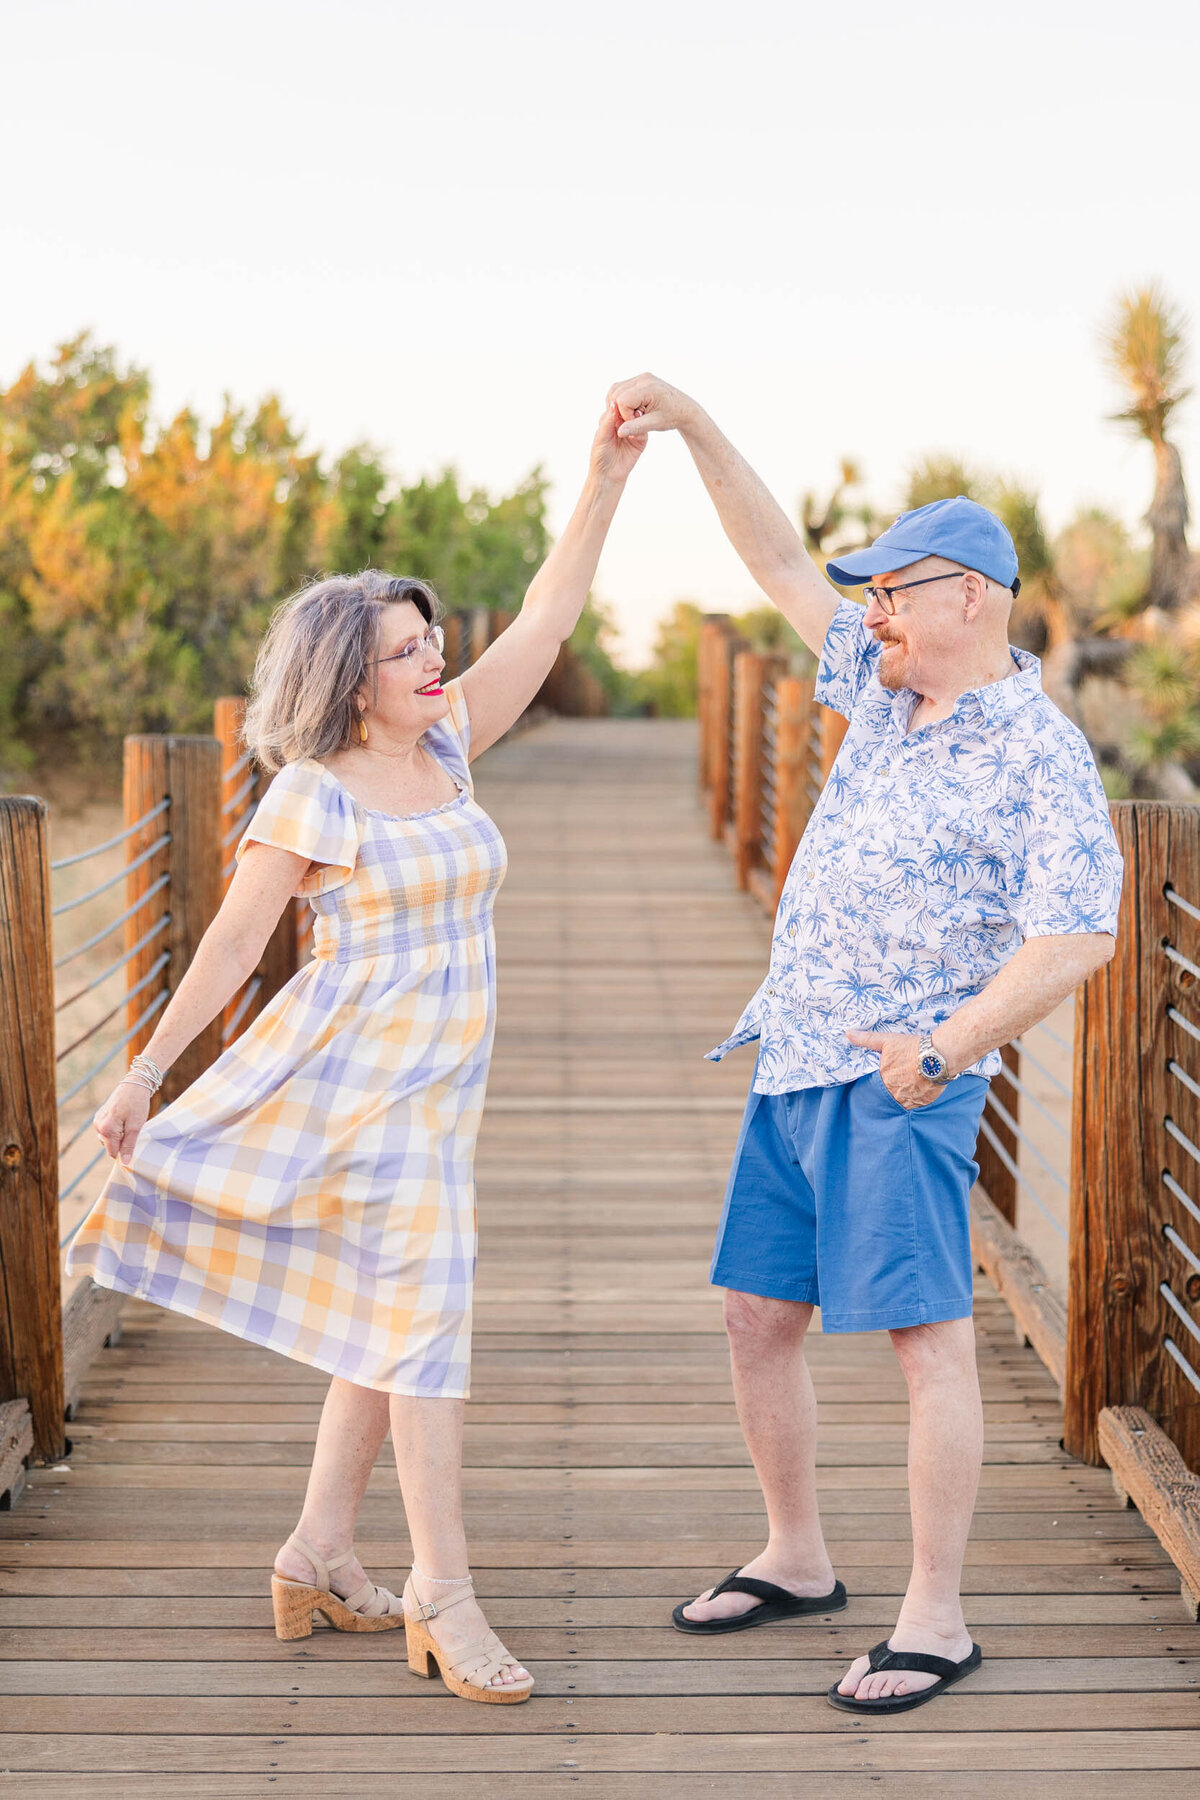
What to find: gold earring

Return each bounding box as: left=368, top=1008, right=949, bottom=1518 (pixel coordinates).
left=357, top=708, right=368, bottom=745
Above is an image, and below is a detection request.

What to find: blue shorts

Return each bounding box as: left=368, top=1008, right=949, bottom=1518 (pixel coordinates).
left=710, top=1070, right=989, bottom=1333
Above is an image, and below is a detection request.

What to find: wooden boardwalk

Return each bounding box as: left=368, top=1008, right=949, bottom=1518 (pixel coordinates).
left=3, top=716, right=1200, bottom=1794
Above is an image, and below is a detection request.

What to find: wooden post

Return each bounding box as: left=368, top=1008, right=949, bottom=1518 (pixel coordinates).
left=213, top=699, right=299, bottom=1015
left=470, top=608, right=491, bottom=667
left=442, top=613, right=465, bottom=681
left=708, top=631, right=736, bottom=841
left=1066, top=803, right=1200, bottom=1469
left=977, top=1043, right=1020, bottom=1226
left=698, top=619, right=730, bottom=794
left=124, top=738, right=222, bottom=1107
left=735, top=651, right=782, bottom=893
left=0, top=798, right=66, bottom=1461
left=819, top=705, right=849, bottom=780
left=771, top=676, right=807, bottom=903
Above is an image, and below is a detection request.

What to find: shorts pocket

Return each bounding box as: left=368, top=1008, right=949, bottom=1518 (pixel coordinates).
left=870, top=1070, right=938, bottom=1115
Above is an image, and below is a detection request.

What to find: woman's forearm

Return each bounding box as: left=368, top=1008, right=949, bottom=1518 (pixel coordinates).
left=520, top=472, right=625, bottom=643
left=135, top=928, right=267, bottom=1076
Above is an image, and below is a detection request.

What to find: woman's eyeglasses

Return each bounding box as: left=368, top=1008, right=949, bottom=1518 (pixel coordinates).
left=372, top=625, right=445, bottom=667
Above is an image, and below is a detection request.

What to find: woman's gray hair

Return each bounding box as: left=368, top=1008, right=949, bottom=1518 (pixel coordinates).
left=242, top=570, right=441, bottom=773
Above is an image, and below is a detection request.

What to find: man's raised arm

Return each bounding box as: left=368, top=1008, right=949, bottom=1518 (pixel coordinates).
left=609, top=372, right=841, bottom=658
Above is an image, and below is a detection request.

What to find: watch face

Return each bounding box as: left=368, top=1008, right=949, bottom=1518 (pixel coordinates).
left=920, top=1052, right=945, bottom=1080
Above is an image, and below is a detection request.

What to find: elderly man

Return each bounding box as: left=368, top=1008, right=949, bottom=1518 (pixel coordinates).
left=610, top=375, right=1123, bottom=1714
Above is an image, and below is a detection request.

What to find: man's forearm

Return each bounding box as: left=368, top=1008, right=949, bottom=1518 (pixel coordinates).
left=678, top=407, right=839, bottom=655
left=934, top=933, right=1114, bottom=1075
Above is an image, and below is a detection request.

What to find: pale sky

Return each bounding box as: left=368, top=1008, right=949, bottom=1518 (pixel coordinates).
left=5, top=0, right=1199, bottom=663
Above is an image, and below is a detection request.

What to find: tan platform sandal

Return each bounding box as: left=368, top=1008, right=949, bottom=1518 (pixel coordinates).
left=403, top=1573, right=534, bottom=1703
left=271, top=1532, right=406, bottom=1639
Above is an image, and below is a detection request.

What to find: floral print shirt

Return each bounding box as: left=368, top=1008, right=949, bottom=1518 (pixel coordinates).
left=707, top=600, right=1123, bottom=1094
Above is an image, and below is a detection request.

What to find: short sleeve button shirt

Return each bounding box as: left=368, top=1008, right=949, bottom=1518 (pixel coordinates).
left=707, top=599, right=1124, bottom=1095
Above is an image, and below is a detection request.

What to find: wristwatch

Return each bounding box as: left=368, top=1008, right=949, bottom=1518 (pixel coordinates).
left=917, top=1032, right=953, bottom=1084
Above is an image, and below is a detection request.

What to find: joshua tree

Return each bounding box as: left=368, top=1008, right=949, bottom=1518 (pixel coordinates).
left=800, top=459, right=870, bottom=552
left=1103, top=284, right=1194, bottom=612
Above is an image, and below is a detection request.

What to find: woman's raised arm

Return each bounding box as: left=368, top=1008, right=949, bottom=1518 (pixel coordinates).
left=458, top=403, right=644, bottom=757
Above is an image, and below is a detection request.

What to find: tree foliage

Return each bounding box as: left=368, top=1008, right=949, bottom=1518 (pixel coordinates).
left=0, top=334, right=563, bottom=770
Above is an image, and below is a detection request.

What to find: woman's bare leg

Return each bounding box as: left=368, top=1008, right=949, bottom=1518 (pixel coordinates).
left=274, top=1376, right=390, bottom=1595
left=390, top=1393, right=529, bottom=1688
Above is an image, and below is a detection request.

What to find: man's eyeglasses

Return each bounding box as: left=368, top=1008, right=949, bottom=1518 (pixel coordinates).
left=862, top=571, right=1021, bottom=615
left=861, top=572, right=966, bottom=616
left=372, top=625, right=445, bottom=667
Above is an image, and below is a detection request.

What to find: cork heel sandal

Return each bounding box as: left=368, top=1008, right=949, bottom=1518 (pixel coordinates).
left=271, top=1532, right=406, bottom=1639
left=403, top=1574, right=534, bottom=1704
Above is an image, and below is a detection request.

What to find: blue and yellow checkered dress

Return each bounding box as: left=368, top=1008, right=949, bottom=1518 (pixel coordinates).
left=68, top=679, right=507, bottom=1397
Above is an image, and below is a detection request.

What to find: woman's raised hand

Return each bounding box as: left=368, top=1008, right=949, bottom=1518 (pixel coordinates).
left=93, top=1078, right=153, bottom=1165
left=589, top=399, right=647, bottom=486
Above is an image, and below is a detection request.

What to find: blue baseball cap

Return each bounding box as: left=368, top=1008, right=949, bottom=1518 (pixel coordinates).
left=824, top=496, right=1020, bottom=593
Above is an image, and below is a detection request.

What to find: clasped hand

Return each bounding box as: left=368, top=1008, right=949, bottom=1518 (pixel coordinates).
left=845, top=1028, right=944, bottom=1110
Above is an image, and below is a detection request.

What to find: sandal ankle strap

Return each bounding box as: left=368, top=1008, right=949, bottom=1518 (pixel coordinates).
left=406, top=1572, right=475, bottom=1622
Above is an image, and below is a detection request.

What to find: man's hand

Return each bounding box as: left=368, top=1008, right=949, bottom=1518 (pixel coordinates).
left=607, top=373, right=700, bottom=440
left=846, top=1028, right=943, bottom=1110
left=605, top=371, right=839, bottom=658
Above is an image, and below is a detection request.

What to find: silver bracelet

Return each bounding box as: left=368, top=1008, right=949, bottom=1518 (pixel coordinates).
left=129, top=1052, right=166, bottom=1090
left=118, top=1071, right=158, bottom=1094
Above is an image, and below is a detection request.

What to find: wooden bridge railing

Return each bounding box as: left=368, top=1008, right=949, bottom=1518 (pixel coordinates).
left=0, top=605, right=598, bottom=1502
left=698, top=616, right=1200, bottom=1617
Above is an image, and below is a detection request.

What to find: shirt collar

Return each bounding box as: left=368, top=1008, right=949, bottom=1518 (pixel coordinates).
left=891, top=644, right=1043, bottom=732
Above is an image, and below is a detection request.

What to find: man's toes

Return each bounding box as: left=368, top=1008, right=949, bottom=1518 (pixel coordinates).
left=838, top=1655, right=870, bottom=1694
left=681, top=1586, right=719, bottom=1620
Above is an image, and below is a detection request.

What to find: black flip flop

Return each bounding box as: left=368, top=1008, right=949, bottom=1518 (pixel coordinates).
left=826, top=1638, right=982, bottom=1713
left=672, top=1569, right=848, bottom=1634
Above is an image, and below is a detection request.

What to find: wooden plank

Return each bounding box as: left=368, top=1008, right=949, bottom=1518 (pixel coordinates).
left=970, top=1186, right=1067, bottom=1389
left=0, top=795, right=66, bottom=1460
left=62, top=1280, right=125, bottom=1417
left=1098, top=1406, right=1200, bottom=1619
left=2, top=1731, right=1200, bottom=1774
left=4, top=1654, right=1197, bottom=1696
left=4, top=1691, right=1200, bottom=1734
left=11, top=1780, right=1200, bottom=1800
left=0, top=1397, right=32, bottom=1508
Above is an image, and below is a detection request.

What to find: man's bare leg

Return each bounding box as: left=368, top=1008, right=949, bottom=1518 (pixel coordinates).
left=836, top=1316, right=980, bottom=1699
left=682, top=1290, right=837, bottom=1622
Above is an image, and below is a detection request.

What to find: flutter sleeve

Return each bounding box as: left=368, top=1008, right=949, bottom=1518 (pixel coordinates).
left=234, top=760, right=362, bottom=896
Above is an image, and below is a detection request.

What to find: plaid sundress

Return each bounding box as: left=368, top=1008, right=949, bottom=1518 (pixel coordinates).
left=68, top=679, right=506, bottom=1397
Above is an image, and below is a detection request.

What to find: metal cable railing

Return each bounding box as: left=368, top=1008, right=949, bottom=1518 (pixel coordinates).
left=49, top=797, right=169, bottom=871
left=1159, top=904, right=1200, bottom=1404
left=51, top=795, right=176, bottom=1249
left=980, top=1018, right=1073, bottom=1242
left=222, top=974, right=262, bottom=1045
left=51, top=831, right=170, bottom=917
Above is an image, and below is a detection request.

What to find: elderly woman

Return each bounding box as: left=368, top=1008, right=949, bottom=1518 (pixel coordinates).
left=69, top=403, right=643, bottom=1704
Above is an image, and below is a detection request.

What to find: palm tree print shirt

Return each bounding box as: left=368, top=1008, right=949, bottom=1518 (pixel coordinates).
left=707, top=600, right=1123, bottom=1094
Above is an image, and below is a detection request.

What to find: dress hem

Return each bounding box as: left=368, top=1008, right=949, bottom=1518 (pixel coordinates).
left=77, top=1265, right=471, bottom=1401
